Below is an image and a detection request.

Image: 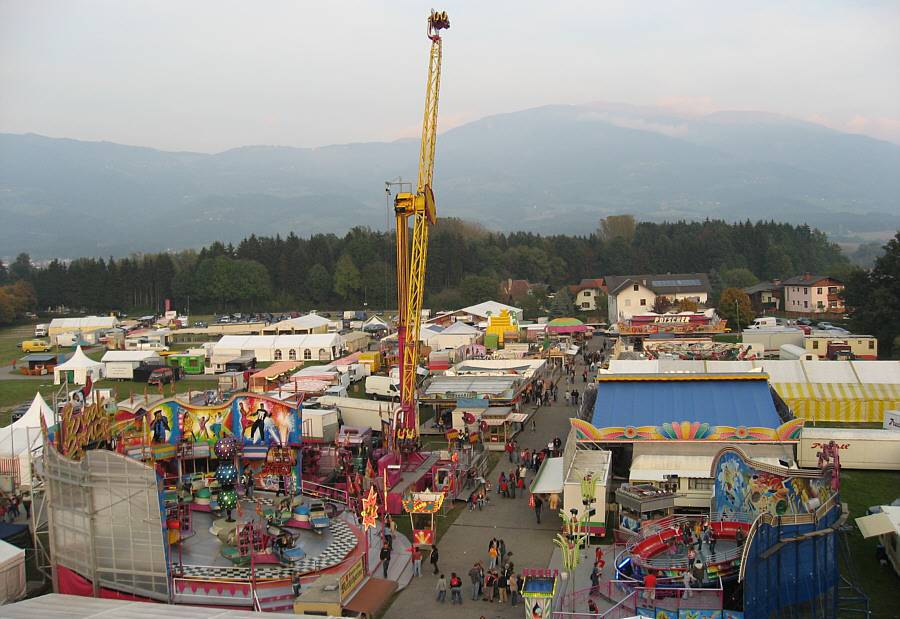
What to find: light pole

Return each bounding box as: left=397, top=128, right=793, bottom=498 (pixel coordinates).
left=735, top=299, right=741, bottom=334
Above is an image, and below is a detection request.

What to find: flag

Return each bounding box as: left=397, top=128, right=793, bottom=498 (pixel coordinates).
left=130, top=389, right=134, bottom=405
left=365, top=457, right=376, bottom=479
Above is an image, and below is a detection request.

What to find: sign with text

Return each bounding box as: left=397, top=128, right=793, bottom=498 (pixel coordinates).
left=884, top=410, right=900, bottom=432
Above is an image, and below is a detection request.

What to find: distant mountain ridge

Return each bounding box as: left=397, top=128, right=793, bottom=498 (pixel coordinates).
left=2, top=102, right=898, bottom=260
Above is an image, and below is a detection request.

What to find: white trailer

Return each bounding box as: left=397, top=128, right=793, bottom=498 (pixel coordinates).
left=742, top=328, right=805, bottom=358
left=316, top=395, right=394, bottom=430
left=798, top=426, right=900, bottom=470
left=779, top=344, right=819, bottom=361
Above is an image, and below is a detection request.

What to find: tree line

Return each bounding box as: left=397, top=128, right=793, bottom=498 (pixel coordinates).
left=1, top=217, right=857, bottom=321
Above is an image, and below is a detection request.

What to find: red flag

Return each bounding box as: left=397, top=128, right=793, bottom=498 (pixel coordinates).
left=79, top=374, right=93, bottom=402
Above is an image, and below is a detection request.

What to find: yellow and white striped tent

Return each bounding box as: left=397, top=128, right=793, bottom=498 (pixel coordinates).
left=772, top=382, right=900, bottom=423
left=608, top=359, right=900, bottom=423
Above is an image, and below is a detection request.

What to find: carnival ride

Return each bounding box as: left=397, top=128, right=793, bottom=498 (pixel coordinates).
left=391, top=9, right=450, bottom=455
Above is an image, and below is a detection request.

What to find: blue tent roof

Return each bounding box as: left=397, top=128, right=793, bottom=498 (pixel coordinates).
left=590, top=374, right=782, bottom=429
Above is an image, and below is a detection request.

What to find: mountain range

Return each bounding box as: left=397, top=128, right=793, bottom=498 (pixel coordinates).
left=2, top=102, right=898, bottom=260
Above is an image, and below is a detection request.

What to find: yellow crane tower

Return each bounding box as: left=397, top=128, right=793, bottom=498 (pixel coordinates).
left=392, top=10, right=450, bottom=454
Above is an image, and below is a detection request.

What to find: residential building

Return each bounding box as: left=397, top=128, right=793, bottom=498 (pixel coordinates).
left=568, top=278, right=607, bottom=311
left=499, top=279, right=532, bottom=304
left=605, top=273, right=712, bottom=323
left=744, top=281, right=783, bottom=311
left=782, top=274, right=844, bottom=314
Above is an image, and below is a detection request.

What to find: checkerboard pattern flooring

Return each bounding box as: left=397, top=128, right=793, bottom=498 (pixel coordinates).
left=177, top=517, right=357, bottom=580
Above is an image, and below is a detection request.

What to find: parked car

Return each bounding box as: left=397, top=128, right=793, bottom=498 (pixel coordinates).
left=147, top=367, right=175, bottom=386
left=21, top=340, right=53, bottom=352
left=796, top=317, right=813, bottom=326
left=867, top=496, right=900, bottom=516
left=817, top=322, right=850, bottom=334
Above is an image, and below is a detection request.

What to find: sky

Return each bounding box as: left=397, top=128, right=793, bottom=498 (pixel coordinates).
left=2, top=1, right=899, bottom=153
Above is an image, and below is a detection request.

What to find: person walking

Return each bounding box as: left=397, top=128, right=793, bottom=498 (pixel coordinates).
left=411, top=546, right=422, bottom=577
left=21, top=492, right=31, bottom=519
left=590, top=559, right=604, bottom=596
left=449, top=572, right=463, bottom=604
left=435, top=574, right=448, bottom=603
left=531, top=418, right=536, bottom=432
left=533, top=494, right=543, bottom=524
left=430, top=545, right=440, bottom=574
left=380, top=544, right=392, bottom=578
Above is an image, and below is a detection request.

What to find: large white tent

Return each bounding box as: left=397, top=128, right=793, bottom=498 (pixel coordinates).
left=0, top=392, right=55, bottom=490
left=53, top=346, right=105, bottom=385
left=0, top=539, right=25, bottom=604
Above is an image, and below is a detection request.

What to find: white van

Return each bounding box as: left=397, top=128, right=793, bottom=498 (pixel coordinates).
left=365, top=375, right=400, bottom=399
left=34, top=324, right=49, bottom=337
left=54, top=331, right=82, bottom=347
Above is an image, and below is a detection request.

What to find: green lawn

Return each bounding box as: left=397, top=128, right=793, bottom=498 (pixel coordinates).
left=837, top=469, right=900, bottom=619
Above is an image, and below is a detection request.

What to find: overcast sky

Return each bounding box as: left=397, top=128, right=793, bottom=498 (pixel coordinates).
left=2, top=1, right=899, bottom=153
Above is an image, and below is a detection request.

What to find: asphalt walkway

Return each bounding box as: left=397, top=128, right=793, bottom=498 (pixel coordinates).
left=384, top=337, right=609, bottom=619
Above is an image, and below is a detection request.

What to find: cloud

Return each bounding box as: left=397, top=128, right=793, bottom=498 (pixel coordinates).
left=846, top=117, right=900, bottom=145
left=804, top=113, right=900, bottom=145
left=606, top=116, right=689, bottom=138
left=654, top=96, right=719, bottom=116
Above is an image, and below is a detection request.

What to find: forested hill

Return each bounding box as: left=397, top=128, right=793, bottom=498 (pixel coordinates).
left=6, top=217, right=853, bottom=317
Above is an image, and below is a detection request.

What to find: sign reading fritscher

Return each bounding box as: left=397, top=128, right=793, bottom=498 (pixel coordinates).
left=884, top=410, right=900, bottom=432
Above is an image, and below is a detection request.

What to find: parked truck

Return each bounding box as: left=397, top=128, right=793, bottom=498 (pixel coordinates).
left=826, top=341, right=853, bottom=360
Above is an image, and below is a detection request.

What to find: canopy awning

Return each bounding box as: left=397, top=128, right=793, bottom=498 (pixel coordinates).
left=856, top=509, right=900, bottom=538
left=630, top=454, right=714, bottom=482
left=530, top=457, right=564, bottom=495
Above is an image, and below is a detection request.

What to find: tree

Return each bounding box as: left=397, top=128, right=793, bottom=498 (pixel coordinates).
left=307, top=264, right=333, bottom=305
left=842, top=232, right=900, bottom=358
left=333, top=253, right=362, bottom=302
left=676, top=298, right=699, bottom=313
left=548, top=287, right=576, bottom=319
left=718, top=287, right=754, bottom=329
left=720, top=267, right=759, bottom=290
left=598, top=215, right=636, bottom=244
left=457, top=275, right=499, bottom=307
left=9, top=253, right=33, bottom=282
left=651, top=296, right=673, bottom=314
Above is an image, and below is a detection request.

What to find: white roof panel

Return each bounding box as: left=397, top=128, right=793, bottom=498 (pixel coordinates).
left=802, top=360, right=858, bottom=384
left=853, top=361, right=900, bottom=384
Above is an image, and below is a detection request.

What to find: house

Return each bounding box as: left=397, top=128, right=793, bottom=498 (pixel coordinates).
left=605, top=273, right=712, bottom=323
left=782, top=274, right=844, bottom=314
left=568, top=278, right=607, bottom=311
left=499, top=279, right=532, bottom=304
left=744, top=281, right=783, bottom=311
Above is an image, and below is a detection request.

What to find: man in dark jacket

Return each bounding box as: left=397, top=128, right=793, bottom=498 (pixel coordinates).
left=380, top=544, right=391, bottom=578
left=430, top=545, right=440, bottom=574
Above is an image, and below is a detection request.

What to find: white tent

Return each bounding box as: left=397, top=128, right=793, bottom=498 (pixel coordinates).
left=0, top=539, right=25, bottom=604
left=53, top=346, right=105, bottom=385
left=0, top=392, right=55, bottom=491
